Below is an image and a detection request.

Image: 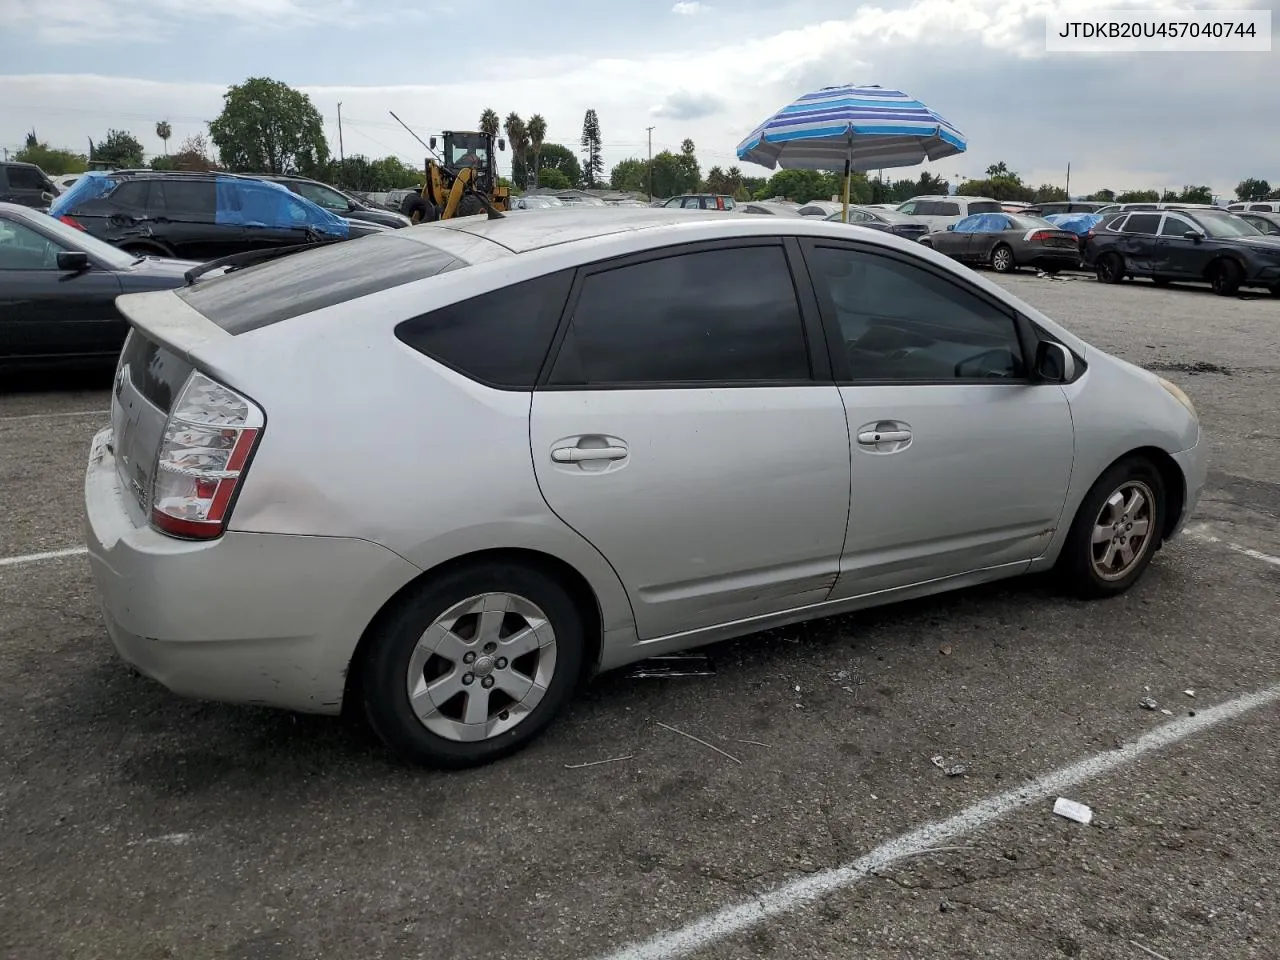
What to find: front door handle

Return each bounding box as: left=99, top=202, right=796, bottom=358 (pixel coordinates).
left=551, top=445, right=628, bottom=463
left=857, top=429, right=911, bottom=445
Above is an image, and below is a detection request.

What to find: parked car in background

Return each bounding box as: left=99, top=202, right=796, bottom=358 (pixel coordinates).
left=1237, top=211, right=1280, bottom=236
left=735, top=201, right=802, bottom=216
left=795, top=201, right=845, bottom=217
left=48, top=170, right=388, bottom=260
left=0, top=201, right=199, bottom=370
left=0, top=161, right=59, bottom=209
left=510, top=195, right=566, bottom=210
left=53, top=173, right=82, bottom=193
left=1025, top=201, right=1109, bottom=218
left=1226, top=201, right=1280, bottom=214
left=1000, top=201, right=1032, bottom=214
left=1085, top=207, right=1280, bottom=296
left=895, top=195, right=1002, bottom=232
left=83, top=207, right=1205, bottom=769
left=923, top=212, right=1080, bottom=274
left=1043, top=212, right=1106, bottom=259
left=386, top=188, right=422, bottom=214
left=256, top=175, right=411, bottom=228
left=661, top=194, right=737, bottom=210
left=1093, top=202, right=1218, bottom=217
left=823, top=205, right=929, bottom=242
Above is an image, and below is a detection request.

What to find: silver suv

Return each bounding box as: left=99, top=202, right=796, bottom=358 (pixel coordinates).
left=895, top=195, right=1002, bottom=232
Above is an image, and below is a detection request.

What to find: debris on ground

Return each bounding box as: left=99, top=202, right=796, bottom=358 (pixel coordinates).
left=1141, top=359, right=1232, bottom=376
left=931, top=755, right=968, bottom=777
left=939, top=644, right=953, bottom=656
left=1036, top=270, right=1074, bottom=281
left=626, top=653, right=716, bottom=679
left=1160, top=708, right=1174, bottom=716
left=1053, top=797, right=1094, bottom=825
left=655, top=720, right=742, bottom=765
left=563, top=755, right=634, bottom=770
left=1184, top=689, right=1196, bottom=698
left=1139, top=697, right=1159, bottom=710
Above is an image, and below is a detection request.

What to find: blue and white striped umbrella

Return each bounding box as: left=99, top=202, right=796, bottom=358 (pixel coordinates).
left=736, top=84, right=966, bottom=172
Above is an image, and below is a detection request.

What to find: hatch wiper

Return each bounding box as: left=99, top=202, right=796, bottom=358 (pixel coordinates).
left=183, top=236, right=342, bottom=285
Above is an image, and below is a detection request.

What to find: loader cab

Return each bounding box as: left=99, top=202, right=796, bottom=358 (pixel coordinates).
left=434, top=131, right=504, bottom=187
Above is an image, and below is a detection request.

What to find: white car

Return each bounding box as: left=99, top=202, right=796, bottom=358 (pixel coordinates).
left=896, top=195, right=1003, bottom=232
left=84, top=208, right=1206, bottom=768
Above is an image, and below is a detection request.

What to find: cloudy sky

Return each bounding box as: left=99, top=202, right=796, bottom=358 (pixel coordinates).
left=2, top=0, right=1277, bottom=198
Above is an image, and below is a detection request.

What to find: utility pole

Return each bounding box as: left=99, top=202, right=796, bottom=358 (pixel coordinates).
left=337, top=102, right=345, bottom=178
left=645, top=125, right=655, bottom=199
left=1065, top=161, right=1071, bottom=198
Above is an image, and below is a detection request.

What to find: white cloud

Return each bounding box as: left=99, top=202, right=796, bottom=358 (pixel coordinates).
left=2, top=0, right=1275, bottom=199
left=672, top=1, right=707, bottom=14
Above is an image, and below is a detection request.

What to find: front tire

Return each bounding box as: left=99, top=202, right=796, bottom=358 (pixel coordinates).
left=1057, top=457, right=1166, bottom=599
left=1208, top=258, right=1242, bottom=297
left=361, top=563, right=585, bottom=768
left=990, top=244, right=1015, bottom=273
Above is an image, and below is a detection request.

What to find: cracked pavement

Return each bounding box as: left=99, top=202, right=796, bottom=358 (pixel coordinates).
left=2, top=269, right=1278, bottom=960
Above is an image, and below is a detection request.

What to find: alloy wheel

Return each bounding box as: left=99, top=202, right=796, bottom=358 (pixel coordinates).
left=405, top=592, right=558, bottom=743
left=992, top=246, right=1013, bottom=272
left=1090, top=481, right=1156, bottom=581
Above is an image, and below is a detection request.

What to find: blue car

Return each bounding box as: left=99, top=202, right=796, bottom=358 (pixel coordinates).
left=48, top=170, right=387, bottom=261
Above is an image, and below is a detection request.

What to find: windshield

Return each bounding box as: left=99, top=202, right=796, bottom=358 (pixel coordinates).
left=447, top=134, right=489, bottom=166
left=29, top=209, right=136, bottom=268
left=1193, top=211, right=1262, bottom=238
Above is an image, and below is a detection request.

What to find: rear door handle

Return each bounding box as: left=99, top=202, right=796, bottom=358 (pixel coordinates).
left=551, top=445, right=628, bottom=463
left=857, top=429, right=911, bottom=445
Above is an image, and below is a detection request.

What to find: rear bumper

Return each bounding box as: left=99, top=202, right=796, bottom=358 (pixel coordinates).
left=84, top=428, right=421, bottom=715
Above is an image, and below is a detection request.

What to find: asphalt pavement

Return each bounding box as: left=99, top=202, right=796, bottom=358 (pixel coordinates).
left=1, top=270, right=1277, bottom=960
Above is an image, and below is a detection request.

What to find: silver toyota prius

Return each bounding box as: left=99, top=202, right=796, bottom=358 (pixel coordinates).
left=84, top=207, right=1207, bottom=768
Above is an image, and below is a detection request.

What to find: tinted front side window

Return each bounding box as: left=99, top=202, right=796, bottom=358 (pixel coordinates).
left=151, top=180, right=216, bottom=221
left=1159, top=217, right=1193, bottom=237
left=807, top=245, right=1024, bottom=382
left=0, top=218, right=63, bottom=269
left=7, top=167, right=47, bottom=191
left=396, top=270, right=572, bottom=389
left=548, top=245, right=810, bottom=386
left=1125, top=214, right=1162, bottom=235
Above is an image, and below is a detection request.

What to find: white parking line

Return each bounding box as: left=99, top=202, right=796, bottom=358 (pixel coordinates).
left=1184, top=523, right=1280, bottom=568
left=597, top=680, right=1280, bottom=960
left=0, top=546, right=89, bottom=569
left=0, top=410, right=108, bottom=423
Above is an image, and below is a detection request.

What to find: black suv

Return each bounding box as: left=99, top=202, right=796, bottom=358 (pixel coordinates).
left=255, top=174, right=410, bottom=228
left=1085, top=207, right=1280, bottom=297
left=0, top=161, right=59, bottom=209
left=47, top=170, right=388, bottom=261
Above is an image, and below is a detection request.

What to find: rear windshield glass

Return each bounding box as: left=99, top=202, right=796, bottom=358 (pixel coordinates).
left=967, top=201, right=1003, bottom=214
left=176, top=233, right=466, bottom=334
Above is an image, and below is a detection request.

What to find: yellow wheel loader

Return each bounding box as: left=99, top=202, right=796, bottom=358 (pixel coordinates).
left=400, top=130, right=510, bottom=224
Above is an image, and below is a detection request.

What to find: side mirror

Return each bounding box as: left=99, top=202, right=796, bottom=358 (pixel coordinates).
left=429, top=136, right=437, bottom=150
left=57, top=250, right=90, bottom=272
left=946, top=224, right=955, bottom=231
left=1183, top=230, right=1204, bottom=242
left=1035, top=340, right=1076, bottom=383
left=42, top=191, right=55, bottom=204
left=498, top=138, right=506, bottom=152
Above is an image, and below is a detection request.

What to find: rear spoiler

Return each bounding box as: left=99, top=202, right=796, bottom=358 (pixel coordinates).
left=114, top=289, right=233, bottom=365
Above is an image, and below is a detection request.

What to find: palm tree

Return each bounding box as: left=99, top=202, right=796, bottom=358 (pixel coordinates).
left=478, top=109, right=499, bottom=140
left=525, top=114, right=546, bottom=189
left=503, top=112, right=527, bottom=188
left=156, top=120, right=171, bottom=156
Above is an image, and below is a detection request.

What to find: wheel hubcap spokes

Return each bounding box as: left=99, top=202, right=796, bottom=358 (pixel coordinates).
left=994, top=249, right=1011, bottom=270
left=406, top=592, right=558, bottom=742
left=1090, top=481, right=1155, bottom=580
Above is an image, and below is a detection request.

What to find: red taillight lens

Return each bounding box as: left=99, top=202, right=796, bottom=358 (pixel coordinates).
left=150, top=371, right=264, bottom=540
left=1028, top=230, right=1053, bottom=242
left=58, top=215, right=87, bottom=231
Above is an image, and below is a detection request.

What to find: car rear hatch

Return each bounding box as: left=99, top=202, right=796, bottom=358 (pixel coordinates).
left=1029, top=228, right=1080, bottom=250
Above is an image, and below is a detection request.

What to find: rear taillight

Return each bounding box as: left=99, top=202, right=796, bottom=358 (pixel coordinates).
left=1028, top=230, right=1054, bottom=242
left=58, top=215, right=86, bottom=231
left=150, top=371, right=264, bottom=540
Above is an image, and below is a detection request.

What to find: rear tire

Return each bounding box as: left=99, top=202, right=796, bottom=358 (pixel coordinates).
left=403, top=193, right=437, bottom=224
left=1056, top=456, right=1166, bottom=600
left=456, top=194, right=486, bottom=217
left=361, top=563, right=585, bottom=769
left=1208, top=259, right=1242, bottom=297
left=1096, top=252, right=1125, bottom=284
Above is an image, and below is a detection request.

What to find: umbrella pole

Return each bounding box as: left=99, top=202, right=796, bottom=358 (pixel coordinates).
left=841, top=155, right=851, bottom=224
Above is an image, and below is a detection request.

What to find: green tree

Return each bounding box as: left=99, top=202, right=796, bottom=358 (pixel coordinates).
left=478, top=108, right=500, bottom=140
left=170, top=133, right=217, bottom=172
left=985, top=161, right=1011, bottom=178
left=757, top=169, right=855, bottom=204
left=678, top=139, right=700, bottom=193
left=610, top=157, right=649, bottom=193
left=1088, top=188, right=1116, bottom=201
left=1033, top=184, right=1069, bottom=202
left=503, top=112, right=528, bottom=187
left=519, top=143, right=581, bottom=190
left=580, top=108, right=603, bottom=188
left=155, top=120, right=171, bottom=156
left=208, top=76, right=328, bottom=174
left=1176, top=185, right=1213, bottom=204
left=1235, top=178, right=1271, bottom=201
left=13, top=137, right=88, bottom=176
left=535, top=168, right=572, bottom=190
left=1116, top=189, right=1159, bottom=203
left=92, top=129, right=145, bottom=168
left=526, top=114, right=547, bottom=188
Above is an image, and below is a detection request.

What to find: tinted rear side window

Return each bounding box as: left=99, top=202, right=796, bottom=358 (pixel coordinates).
left=935, top=202, right=961, bottom=215
left=966, top=201, right=1002, bottom=214
left=1125, top=213, right=1162, bottom=234
left=395, top=270, right=573, bottom=389
left=176, top=234, right=465, bottom=334
left=151, top=179, right=216, bottom=221
left=547, top=244, right=811, bottom=386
